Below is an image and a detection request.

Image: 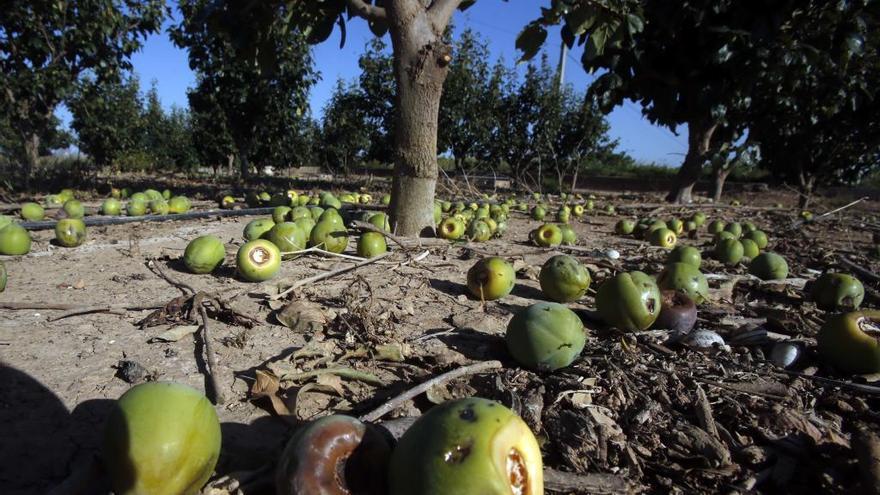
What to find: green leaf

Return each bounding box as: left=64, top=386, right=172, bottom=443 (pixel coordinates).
left=564, top=7, right=596, bottom=36
left=625, top=13, right=644, bottom=35
left=516, top=22, right=548, bottom=62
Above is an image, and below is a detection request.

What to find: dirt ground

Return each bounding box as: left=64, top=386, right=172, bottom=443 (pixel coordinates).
left=2, top=187, right=880, bottom=494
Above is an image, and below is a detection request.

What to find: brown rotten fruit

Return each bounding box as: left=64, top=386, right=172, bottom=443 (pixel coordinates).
left=817, top=310, right=880, bottom=374
left=653, top=290, right=697, bottom=334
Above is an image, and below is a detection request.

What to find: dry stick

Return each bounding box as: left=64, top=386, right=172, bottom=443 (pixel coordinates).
left=837, top=254, right=880, bottom=283
left=543, top=468, right=636, bottom=495
left=776, top=369, right=880, bottom=395
left=147, top=259, right=196, bottom=295
left=48, top=306, right=126, bottom=321
left=359, top=360, right=502, bottom=423
left=786, top=196, right=869, bottom=231
left=348, top=220, right=413, bottom=250
left=0, top=301, right=161, bottom=311
left=270, top=251, right=393, bottom=301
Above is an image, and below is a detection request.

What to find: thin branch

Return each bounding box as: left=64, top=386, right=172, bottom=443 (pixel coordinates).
left=0, top=301, right=162, bottom=312
left=195, top=292, right=224, bottom=405
left=269, top=251, right=393, bottom=301
left=428, top=0, right=462, bottom=32
left=346, top=0, right=387, bottom=22
left=360, top=360, right=502, bottom=422
left=349, top=220, right=410, bottom=250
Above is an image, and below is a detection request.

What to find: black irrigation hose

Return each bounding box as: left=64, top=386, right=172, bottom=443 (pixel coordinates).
left=18, top=207, right=277, bottom=231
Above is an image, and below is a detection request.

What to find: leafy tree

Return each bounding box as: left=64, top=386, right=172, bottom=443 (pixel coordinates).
left=171, top=0, right=317, bottom=179
left=163, top=106, right=199, bottom=171
left=68, top=74, right=144, bottom=169
left=0, top=0, right=165, bottom=178
left=356, top=38, right=396, bottom=165
left=188, top=76, right=236, bottom=176
left=321, top=79, right=371, bottom=173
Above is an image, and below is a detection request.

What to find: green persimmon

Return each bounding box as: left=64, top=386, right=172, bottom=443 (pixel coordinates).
left=183, top=236, right=226, bottom=274
left=506, top=302, right=586, bottom=371
left=596, top=271, right=661, bottom=331
left=539, top=255, right=591, bottom=302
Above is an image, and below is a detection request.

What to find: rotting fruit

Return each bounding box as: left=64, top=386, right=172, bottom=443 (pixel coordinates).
left=749, top=252, right=788, bottom=281
left=276, top=415, right=391, bottom=495
left=237, top=239, right=281, bottom=282
left=467, top=257, right=515, bottom=301
left=539, top=255, right=591, bottom=303
left=102, top=381, right=221, bottom=495
left=506, top=301, right=587, bottom=371
left=533, top=223, right=562, bottom=247
left=357, top=232, right=387, bottom=258
left=596, top=271, right=661, bottom=331
left=55, top=218, right=87, bottom=248
left=657, top=262, right=709, bottom=305
left=817, top=310, right=880, bottom=374
left=811, top=273, right=864, bottom=311
left=184, top=236, right=226, bottom=274
left=653, top=290, right=697, bottom=334
left=387, top=397, right=543, bottom=495
left=649, top=227, right=677, bottom=248
left=0, top=223, right=32, bottom=255
left=668, top=246, right=701, bottom=268
left=438, top=217, right=465, bottom=240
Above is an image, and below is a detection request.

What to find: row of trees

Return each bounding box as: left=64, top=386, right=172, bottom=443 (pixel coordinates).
left=321, top=31, right=627, bottom=191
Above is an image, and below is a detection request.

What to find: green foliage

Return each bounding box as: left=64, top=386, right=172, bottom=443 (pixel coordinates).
left=356, top=38, right=396, bottom=164
left=68, top=74, right=144, bottom=167
left=0, top=0, right=165, bottom=175
left=320, top=80, right=371, bottom=173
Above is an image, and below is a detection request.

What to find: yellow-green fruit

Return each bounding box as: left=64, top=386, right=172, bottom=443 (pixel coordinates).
left=467, top=257, right=515, bottom=301
left=559, top=224, right=577, bottom=245
left=272, top=206, right=292, bottom=224
left=572, top=204, right=585, bottom=217
left=381, top=194, right=391, bottom=205
left=657, top=262, right=709, bottom=304
left=150, top=200, right=169, bottom=215
left=369, top=213, right=390, bottom=231
left=130, top=192, right=148, bottom=203
left=308, top=206, right=324, bottom=220
left=506, top=302, right=586, bottom=371
left=220, top=195, right=235, bottom=209
left=534, top=223, right=562, bottom=247
left=102, top=382, right=221, bottom=495
left=604, top=204, right=615, bottom=214
left=243, top=218, right=276, bottom=241
left=596, top=271, right=661, bottom=331
left=162, top=189, right=172, bottom=200
left=539, top=255, right=591, bottom=302
left=20, top=202, right=44, bottom=221
left=556, top=209, right=570, bottom=223
left=0, top=215, right=12, bottom=230
left=0, top=224, right=31, bottom=255
left=101, top=198, right=123, bottom=215
left=742, top=222, right=757, bottom=233
left=438, top=217, right=465, bottom=240
left=168, top=196, right=191, bottom=214
left=266, top=222, right=307, bottom=252
left=276, top=415, right=391, bottom=495
left=45, top=194, right=64, bottom=207
left=388, top=398, right=543, bottom=495
left=743, top=230, right=769, bottom=249
left=668, top=246, right=701, bottom=268
left=667, top=218, right=684, bottom=234
left=63, top=199, right=85, bottom=219
left=749, top=252, right=788, bottom=280
left=530, top=206, right=546, bottom=221
left=724, top=222, right=742, bottom=238
left=259, top=191, right=272, bottom=203
left=740, top=238, right=760, bottom=259
left=812, top=273, right=864, bottom=311
left=615, top=219, right=635, bottom=235
left=144, top=189, right=163, bottom=201
left=707, top=220, right=725, bottom=235
left=127, top=199, right=147, bottom=217
left=237, top=239, right=281, bottom=282
left=357, top=232, right=387, bottom=258
left=290, top=206, right=311, bottom=221
left=467, top=220, right=492, bottom=242
left=434, top=203, right=442, bottom=225
left=817, top=311, right=880, bottom=374
left=309, top=221, right=349, bottom=254
left=649, top=227, right=677, bottom=248
left=714, top=239, right=744, bottom=266
left=294, top=218, right=316, bottom=239
left=318, top=208, right=344, bottom=228
left=0, top=260, right=6, bottom=292
left=55, top=218, right=87, bottom=247
left=585, top=199, right=595, bottom=210
left=183, top=236, right=225, bottom=274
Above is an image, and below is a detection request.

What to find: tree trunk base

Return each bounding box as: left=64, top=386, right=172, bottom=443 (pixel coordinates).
left=390, top=175, right=436, bottom=237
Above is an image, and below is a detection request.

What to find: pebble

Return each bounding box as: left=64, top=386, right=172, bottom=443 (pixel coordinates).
left=770, top=341, right=801, bottom=368
left=682, top=329, right=726, bottom=349
left=605, top=249, right=620, bottom=260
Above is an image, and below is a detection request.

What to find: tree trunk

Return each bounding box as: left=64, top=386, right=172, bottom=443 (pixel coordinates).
left=23, top=133, right=40, bottom=179
left=712, top=166, right=731, bottom=203
left=666, top=119, right=718, bottom=203
left=798, top=172, right=815, bottom=209
left=387, top=5, right=451, bottom=236
left=238, top=142, right=251, bottom=180
left=570, top=167, right=579, bottom=195
left=226, top=153, right=235, bottom=176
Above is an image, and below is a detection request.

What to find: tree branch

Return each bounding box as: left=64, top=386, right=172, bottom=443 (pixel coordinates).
left=346, top=0, right=387, bottom=22
left=428, top=0, right=462, bottom=32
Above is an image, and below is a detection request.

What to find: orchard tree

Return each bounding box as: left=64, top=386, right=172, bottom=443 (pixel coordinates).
left=0, top=0, right=164, bottom=178
left=68, top=74, right=144, bottom=169
left=321, top=80, right=371, bottom=173
left=171, top=0, right=317, bottom=179
left=356, top=38, right=396, bottom=164
left=188, top=77, right=236, bottom=176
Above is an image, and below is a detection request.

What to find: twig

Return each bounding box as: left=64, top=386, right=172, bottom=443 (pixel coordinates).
left=195, top=292, right=224, bottom=405
left=0, top=301, right=161, bottom=312
left=278, top=366, right=384, bottom=386
left=282, top=246, right=367, bottom=262
left=787, top=196, right=868, bottom=230
left=269, top=251, right=392, bottom=301
left=837, top=254, right=880, bottom=283
left=543, top=468, right=637, bottom=495
left=359, top=360, right=502, bottom=423
left=349, top=220, right=410, bottom=250
left=147, top=259, right=195, bottom=295
left=776, top=369, right=880, bottom=395
left=48, top=306, right=127, bottom=321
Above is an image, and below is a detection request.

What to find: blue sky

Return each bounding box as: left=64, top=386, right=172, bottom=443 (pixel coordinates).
left=70, top=1, right=690, bottom=166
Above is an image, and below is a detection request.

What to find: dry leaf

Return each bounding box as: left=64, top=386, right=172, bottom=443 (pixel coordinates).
left=249, top=370, right=296, bottom=424
left=276, top=300, right=326, bottom=333
left=315, top=373, right=345, bottom=396
left=149, top=325, right=199, bottom=343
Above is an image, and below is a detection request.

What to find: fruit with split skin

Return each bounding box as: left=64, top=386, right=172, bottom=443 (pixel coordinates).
left=596, top=271, right=661, bottom=331
left=749, top=252, right=788, bottom=280
left=467, top=257, right=515, bottom=301
left=183, top=236, right=226, bottom=274
left=0, top=223, right=32, bottom=255
left=55, top=218, right=87, bottom=247
left=817, top=310, right=880, bottom=374
left=811, top=273, right=864, bottom=311
left=539, top=255, right=591, bottom=302
left=533, top=223, right=563, bottom=247
left=438, top=217, right=465, bottom=240
left=649, top=227, right=677, bottom=248
left=506, top=301, right=587, bottom=371
left=653, top=290, right=697, bottom=334
left=102, top=381, right=221, bottom=495
left=387, top=397, right=543, bottom=495
left=237, top=239, right=281, bottom=282
left=357, top=232, right=387, bottom=258
left=657, top=262, right=709, bottom=304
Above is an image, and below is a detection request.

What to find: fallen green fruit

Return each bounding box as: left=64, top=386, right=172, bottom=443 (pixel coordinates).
left=101, top=198, right=123, bottom=216
left=596, top=271, right=661, bottom=331
left=539, top=255, right=590, bottom=303
left=309, top=221, right=348, bottom=254
left=266, top=222, right=307, bottom=252
left=668, top=246, right=701, bottom=268
left=272, top=206, right=292, bottom=224
left=103, top=382, right=221, bottom=495
left=690, top=212, right=707, bottom=227
left=707, top=220, right=725, bottom=235
left=368, top=213, right=390, bottom=231
left=615, top=219, right=635, bottom=235
left=438, top=217, right=464, bottom=240
left=276, top=415, right=391, bottom=495
left=740, top=238, right=760, bottom=259
left=127, top=199, right=147, bottom=217
left=724, top=222, right=742, bottom=238
left=533, top=223, right=562, bottom=247
left=530, top=206, right=546, bottom=221
left=559, top=224, right=577, bottom=245
left=506, top=301, right=586, bottom=371
left=168, top=196, right=191, bottom=214
left=0, top=260, right=5, bottom=291
left=183, top=236, right=226, bottom=274
left=357, top=232, right=387, bottom=258
left=743, top=230, right=769, bottom=249
left=811, top=273, right=864, bottom=311
left=649, top=227, right=677, bottom=248
left=55, top=218, right=87, bottom=247
left=714, top=238, right=744, bottom=266
left=749, top=252, right=788, bottom=280
left=20, top=202, right=44, bottom=221
left=237, top=239, right=281, bottom=282
left=657, top=262, right=709, bottom=304
left=817, top=310, right=880, bottom=374
left=0, top=224, right=32, bottom=255
left=388, top=397, right=543, bottom=495
left=63, top=199, right=85, bottom=219
left=467, top=220, right=492, bottom=242
left=467, top=257, right=515, bottom=301
left=150, top=200, right=169, bottom=215
left=243, top=218, right=276, bottom=241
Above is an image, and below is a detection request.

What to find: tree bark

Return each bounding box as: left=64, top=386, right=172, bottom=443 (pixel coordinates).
left=666, top=119, right=718, bottom=203
left=798, top=172, right=815, bottom=209
left=570, top=166, right=579, bottom=195
left=712, top=166, right=731, bottom=203
left=386, top=2, right=451, bottom=236
left=23, top=133, right=40, bottom=179
left=226, top=153, right=234, bottom=176
left=237, top=141, right=251, bottom=180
